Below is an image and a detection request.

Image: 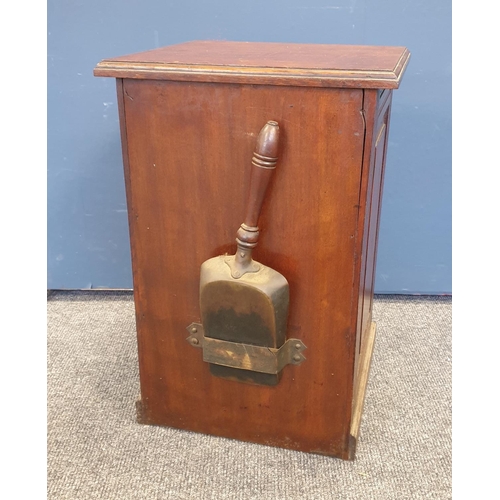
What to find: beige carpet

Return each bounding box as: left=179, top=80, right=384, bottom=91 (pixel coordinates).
left=47, top=292, right=451, bottom=499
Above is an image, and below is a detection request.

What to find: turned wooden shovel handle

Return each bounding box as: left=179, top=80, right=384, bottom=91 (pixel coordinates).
left=236, top=121, right=280, bottom=249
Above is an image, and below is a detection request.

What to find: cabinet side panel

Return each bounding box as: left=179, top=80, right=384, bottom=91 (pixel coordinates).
left=360, top=93, right=393, bottom=341
left=122, top=80, right=365, bottom=458
left=115, top=79, right=149, bottom=404
left=349, top=90, right=392, bottom=456
left=352, top=90, right=378, bottom=390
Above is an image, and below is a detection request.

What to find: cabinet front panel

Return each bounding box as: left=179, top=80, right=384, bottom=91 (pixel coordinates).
left=120, top=79, right=365, bottom=457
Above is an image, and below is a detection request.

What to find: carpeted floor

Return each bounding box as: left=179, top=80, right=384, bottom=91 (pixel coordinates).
left=47, top=292, right=451, bottom=500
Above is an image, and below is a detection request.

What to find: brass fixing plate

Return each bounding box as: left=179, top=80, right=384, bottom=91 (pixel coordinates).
left=185, top=323, right=306, bottom=375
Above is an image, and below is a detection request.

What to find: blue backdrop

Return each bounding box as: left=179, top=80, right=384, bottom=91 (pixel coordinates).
left=47, top=0, right=451, bottom=293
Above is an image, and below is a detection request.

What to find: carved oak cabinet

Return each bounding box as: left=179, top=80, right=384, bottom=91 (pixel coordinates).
left=94, top=41, right=410, bottom=460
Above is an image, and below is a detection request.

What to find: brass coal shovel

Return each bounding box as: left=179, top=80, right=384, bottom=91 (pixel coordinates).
left=186, top=121, right=306, bottom=386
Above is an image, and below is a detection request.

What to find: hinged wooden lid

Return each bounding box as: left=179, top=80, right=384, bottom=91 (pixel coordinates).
left=94, top=40, right=410, bottom=89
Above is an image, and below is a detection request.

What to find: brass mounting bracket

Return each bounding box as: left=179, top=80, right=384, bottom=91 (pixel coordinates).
left=186, top=323, right=307, bottom=375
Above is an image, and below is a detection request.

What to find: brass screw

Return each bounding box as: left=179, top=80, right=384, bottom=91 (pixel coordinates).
left=191, top=327, right=197, bottom=333
left=293, top=354, right=301, bottom=362
left=190, top=338, right=199, bottom=346
left=295, top=343, right=301, bottom=350
left=240, top=252, right=245, bottom=258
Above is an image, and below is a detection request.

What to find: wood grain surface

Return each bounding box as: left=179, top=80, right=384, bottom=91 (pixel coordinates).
left=119, top=79, right=366, bottom=458
left=103, top=41, right=410, bottom=460
left=358, top=90, right=393, bottom=355
left=95, top=41, right=410, bottom=89
left=349, top=322, right=377, bottom=460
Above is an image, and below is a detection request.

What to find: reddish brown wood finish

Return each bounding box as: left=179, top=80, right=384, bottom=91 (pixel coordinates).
left=361, top=91, right=393, bottom=340
left=243, top=121, right=279, bottom=231
left=353, top=89, right=393, bottom=362
left=97, top=42, right=409, bottom=460
left=95, top=41, right=410, bottom=89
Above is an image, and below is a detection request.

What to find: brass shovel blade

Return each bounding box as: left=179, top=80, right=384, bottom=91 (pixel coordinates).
left=200, top=255, right=289, bottom=385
